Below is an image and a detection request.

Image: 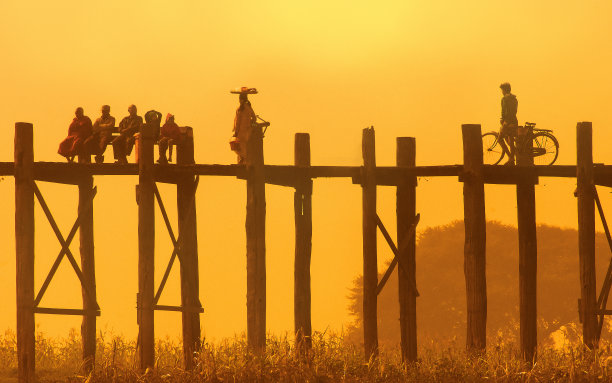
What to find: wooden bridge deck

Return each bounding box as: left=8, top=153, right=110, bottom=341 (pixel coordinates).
left=0, top=162, right=609, bottom=186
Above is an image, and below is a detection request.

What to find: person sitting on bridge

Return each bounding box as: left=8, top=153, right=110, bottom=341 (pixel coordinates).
left=499, top=82, right=519, bottom=165
left=157, top=113, right=185, bottom=164
left=230, top=87, right=269, bottom=164
left=112, top=104, right=143, bottom=164
left=58, top=107, right=93, bottom=163
left=84, top=104, right=116, bottom=164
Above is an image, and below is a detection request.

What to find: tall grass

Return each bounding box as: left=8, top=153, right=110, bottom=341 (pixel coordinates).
left=0, top=329, right=611, bottom=382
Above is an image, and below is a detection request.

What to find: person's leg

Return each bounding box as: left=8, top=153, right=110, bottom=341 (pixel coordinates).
left=157, top=138, right=168, bottom=164
left=112, top=136, right=127, bottom=163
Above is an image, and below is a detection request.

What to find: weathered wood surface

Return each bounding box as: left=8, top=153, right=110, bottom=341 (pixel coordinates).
left=246, top=126, right=267, bottom=351
left=79, top=176, right=97, bottom=372
left=294, top=133, right=313, bottom=351
left=577, top=122, right=597, bottom=348
left=362, top=127, right=378, bottom=360
left=397, top=137, right=417, bottom=362
left=516, top=137, right=538, bottom=362
left=461, top=124, right=487, bottom=352
left=15, top=123, right=35, bottom=383
left=33, top=307, right=100, bottom=316
left=137, top=125, right=156, bottom=369
left=177, top=133, right=202, bottom=369
left=0, top=161, right=607, bottom=186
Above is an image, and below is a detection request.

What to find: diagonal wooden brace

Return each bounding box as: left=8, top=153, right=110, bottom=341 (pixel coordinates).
left=152, top=176, right=202, bottom=307
left=593, top=186, right=612, bottom=338
left=31, top=181, right=99, bottom=310
left=376, top=213, right=420, bottom=296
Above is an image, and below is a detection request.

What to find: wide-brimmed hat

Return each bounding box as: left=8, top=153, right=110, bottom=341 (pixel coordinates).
left=230, top=87, right=258, bottom=94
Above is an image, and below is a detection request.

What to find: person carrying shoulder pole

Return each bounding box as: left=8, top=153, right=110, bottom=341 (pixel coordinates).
left=499, top=82, right=519, bottom=165
left=229, top=87, right=270, bottom=164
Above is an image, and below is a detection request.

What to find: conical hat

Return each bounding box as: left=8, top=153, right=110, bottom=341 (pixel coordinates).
left=230, top=87, right=258, bottom=94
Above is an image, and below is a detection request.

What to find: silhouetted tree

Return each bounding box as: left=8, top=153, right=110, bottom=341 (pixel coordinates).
left=346, top=221, right=612, bottom=348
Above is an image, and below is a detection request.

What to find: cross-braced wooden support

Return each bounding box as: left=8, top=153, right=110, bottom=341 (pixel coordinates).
left=517, top=134, right=538, bottom=362
left=137, top=123, right=156, bottom=369
left=577, top=121, right=598, bottom=348
left=361, top=127, right=378, bottom=360
left=176, top=132, right=202, bottom=368
left=461, top=124, right=487, bottom=352
left=294, top=133, right=313, bottom=351
left=15, top=123, right=35, bottom=383
left=246, top=125, right=266, bottom=351
left=397, top=137, right=418, bottom=363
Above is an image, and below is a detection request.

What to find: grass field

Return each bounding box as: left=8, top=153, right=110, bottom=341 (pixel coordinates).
left=0, top=329, right=611, bottom=382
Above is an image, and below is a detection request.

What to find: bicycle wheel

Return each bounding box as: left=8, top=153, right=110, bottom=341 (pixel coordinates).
left=482, top=132, right=504, bottom=165
left=530, top=132, right=559, bottom=165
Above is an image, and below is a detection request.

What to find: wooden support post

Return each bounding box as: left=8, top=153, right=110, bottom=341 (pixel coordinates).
left=362, top=127, right=378, bottom=360
left=396, top=137, right=417, bottom=362
left=15, top=122, right=35, bottom=383
left=246, top=125, right=266, bottom=351
left=461, top=124, right=487, bottom=352
left=177, top=129, right=201, bottom=368
left=516, top=135, right=537, bottom=361
left=79, top=175, right=96, bottom=372
left=137, top=123, right=155, bottom=369
left=294, top=133, right=312, bottom=350
left=577, top=121, right=597, bottom=348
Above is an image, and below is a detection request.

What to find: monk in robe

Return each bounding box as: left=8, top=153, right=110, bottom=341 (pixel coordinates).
left=231, top=87, right=268, bottom=164
left=58, top=107, right=93, bottom=162
left=84, top=104, right=116, bottom=163
left=157, top=113, right=185, bottom=164
left=112, top=104, right=142, bottom=164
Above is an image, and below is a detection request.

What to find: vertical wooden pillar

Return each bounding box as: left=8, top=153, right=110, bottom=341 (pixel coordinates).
left=79, top=176, right=96, bottom=372
left=15, top=122, right=35, bottom=383
left=461, top=124, right=487, bottom=352
left=362, top=127, right=378, bottom=360
left=137, top=124, right=155, bottom=369
left=516, top=135, right=537, bottom=361
left=177, top=128, right=201, bottom=368
left=397, top=137, right=417, bottom=362
left=577, top=121, right=597, bottom=348
left=294, top=133, right=312, bottom=350
left=246, top=125, right=266, bottom=351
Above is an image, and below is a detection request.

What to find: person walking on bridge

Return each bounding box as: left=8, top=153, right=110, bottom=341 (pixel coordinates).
left=230, top=87, right=269, bottom=164
left=499, top=82, right=519, bottom=165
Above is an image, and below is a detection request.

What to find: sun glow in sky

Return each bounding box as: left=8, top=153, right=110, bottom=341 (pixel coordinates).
left=0, top=0, right=611, bottom=340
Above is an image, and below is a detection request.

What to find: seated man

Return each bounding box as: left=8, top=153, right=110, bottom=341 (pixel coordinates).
left=58, top=107, right=93, bottom=163
left=157, top=113, right=185, bottom=164
left=498, top=82, right=519, bottom=165
left=112, top=104, right=143, bottom=164
left=84, top=105, right=116, bottom=164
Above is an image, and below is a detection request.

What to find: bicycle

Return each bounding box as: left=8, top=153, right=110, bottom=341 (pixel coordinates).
left=482, top=122, right=559, bottom=165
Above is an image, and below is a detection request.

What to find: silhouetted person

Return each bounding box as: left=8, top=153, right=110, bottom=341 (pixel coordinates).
left=230, top=87, right=269, bottom=164
left=58, top=107, right=93, bottom=163
left=499, top=82, right=518, bottom=165
left=84, top=104, right=116, bottom=164
left=144, top=109, right=162, bottom=141
left=157, top=113, right=185, bottom=164
left=112, top=104, right=142, bottom=164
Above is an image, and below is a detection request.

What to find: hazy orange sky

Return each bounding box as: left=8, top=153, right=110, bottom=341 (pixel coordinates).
left=0, top=0, right=611, bottom=341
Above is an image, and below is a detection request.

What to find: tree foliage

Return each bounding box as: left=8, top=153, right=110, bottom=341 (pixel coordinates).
left=346, top=221, right=612, bottom=347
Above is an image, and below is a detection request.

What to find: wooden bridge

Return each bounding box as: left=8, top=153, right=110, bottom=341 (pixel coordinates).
left=7, top=121, right=611, bottom=382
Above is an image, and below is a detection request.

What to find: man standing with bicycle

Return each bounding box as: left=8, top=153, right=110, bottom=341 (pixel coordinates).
left=499, top=82, right=518, bottom=165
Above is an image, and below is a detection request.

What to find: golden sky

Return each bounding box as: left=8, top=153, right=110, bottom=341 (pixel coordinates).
left=0, top=0, right=611, bottom=340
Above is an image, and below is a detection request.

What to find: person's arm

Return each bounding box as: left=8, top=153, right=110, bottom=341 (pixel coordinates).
left=500, top=97, right=506, bottom=124
left=99, top=116, right=116, bottom=132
